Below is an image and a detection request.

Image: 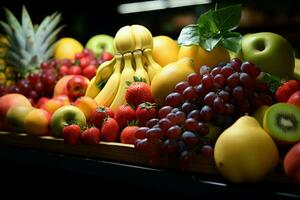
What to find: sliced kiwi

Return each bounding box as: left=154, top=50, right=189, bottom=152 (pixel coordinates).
left=263, top=103, right=300, bottom=144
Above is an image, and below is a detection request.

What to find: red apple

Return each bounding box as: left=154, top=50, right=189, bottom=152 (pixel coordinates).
left=287, top=91, right=300, bottom=108
left=284, top=142, right=300, bottom=187
left=68, top=65, right=82, bottom=75
left=82, top=64, right=96, bottom=79
left=67, top=75, right=89, bottom=100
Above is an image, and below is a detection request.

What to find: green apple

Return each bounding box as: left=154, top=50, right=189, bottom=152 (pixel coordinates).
left=86, top=34, right=115, bottom=56
left=241, top=32, right=295, bottom=79
left=50, top=105, right=86, bottom=137
left=6, top=106, right=34, bottom=133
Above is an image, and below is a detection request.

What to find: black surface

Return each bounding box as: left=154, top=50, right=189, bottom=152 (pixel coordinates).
left=0, top=145, right=300, bottom=199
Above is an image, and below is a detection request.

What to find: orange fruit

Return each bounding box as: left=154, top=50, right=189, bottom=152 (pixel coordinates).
left=178, top=45, right=230, bottom=73
left=54, top=37, right=84, bottom=60
left=152, top=35, right=179, bottom=67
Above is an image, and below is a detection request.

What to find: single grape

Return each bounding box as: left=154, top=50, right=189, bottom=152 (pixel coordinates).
left=184, top=118, right=199, bottom=132
left=27, top=73, right=40, bottom=86
left=201, top=74, right=214, bottom=90
left=241, top=61, right=256, bottom=77
left=136, top=127, right=149, bottom=139
left=239, top=72, right=254, bottom=88
left=161, top=139, right=178, bottom=155
left=232, top=86, right=244, bottom=100
left=166, top=112, right=178, bottom=124
left=171, top=107, right=180, bottom=113
left=224, top=103, right=235, bottom=115
left=226, top=72, right=240, bottom=88
left=213, top=96, right=225, bottom=114
left=165, top=92, right=184, bottom=107
left=187, top=73, right=202, bottom=86
left=181, top=131, right=200, bottom=147
left=187, top=109, right=201, bottom=121
left=200, top=105, right=213, bottom=122
left=183, top=86, right=197, bottom=100
left=213, top=74, right=226, bottom=87
left=195, top=84, right=207, bottom=97
left=181, top=102, right=196, bottom=114
left=218, top=90, right=230, bottom=102
left=174, top=81, right=189, bottom=94
left=158, top=106, right=173, bottom=119
left=166, top=125, right=182, bottom=140
left=200, top=145, right=214, bottom=157
left=210, top=67, right=221, bottom=76
left=198, top=122, right=209, bottom=136
left=179, top=150, right=195, bottom=170
left=203, top=91, right=217, bottom=107
left=175, top=111, right=186, bottom=125
left=158, top=118, right=173, bottom=133
left=230, top=58, right=242, bottom=72
left=220, top=65, right=234, bottom=78
left=146, top=118, right=159, bottom=128
left=146, top=127, right=163, bottom=139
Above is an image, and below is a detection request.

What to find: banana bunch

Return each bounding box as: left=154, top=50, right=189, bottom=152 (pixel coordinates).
left=85, top=25, right=162, bottom=111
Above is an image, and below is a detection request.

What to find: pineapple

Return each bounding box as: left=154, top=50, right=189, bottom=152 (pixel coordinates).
left=0, top=6, right=63, bottom=78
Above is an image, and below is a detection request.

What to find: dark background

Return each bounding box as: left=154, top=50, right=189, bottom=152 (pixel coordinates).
left=1, top=0, right=300, bottom=56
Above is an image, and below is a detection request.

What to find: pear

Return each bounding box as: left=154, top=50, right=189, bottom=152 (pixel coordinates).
left=214, top=115, right=279, bottom=183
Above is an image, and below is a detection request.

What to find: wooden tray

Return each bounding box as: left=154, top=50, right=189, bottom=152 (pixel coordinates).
left=0, top=131, right=289, bottom=184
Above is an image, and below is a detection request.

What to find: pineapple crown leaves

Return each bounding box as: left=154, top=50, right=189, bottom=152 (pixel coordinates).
left=0, top=6, right=64, bottom=77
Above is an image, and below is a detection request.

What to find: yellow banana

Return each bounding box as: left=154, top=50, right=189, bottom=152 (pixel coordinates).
left=131, top=24, right=153, bottom=50
left=110, top=52, right=135, bottom=111
left=143, top=48, right=162, bottom=82
left=85, top=58, right=116, bottom=98
left=94, top=54, right=123, bottom=107
left=114, top=25, right=136, bottom=54
left=133, top=50, right=149, bottom=84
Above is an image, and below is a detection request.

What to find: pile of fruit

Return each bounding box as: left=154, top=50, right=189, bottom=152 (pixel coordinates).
left=1, top=4, right=300, bottom=188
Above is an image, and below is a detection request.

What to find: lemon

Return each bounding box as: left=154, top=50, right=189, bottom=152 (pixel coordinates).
left=152, top=35, right=179, bottom=67
left=54, top=37, right=84, bottom=60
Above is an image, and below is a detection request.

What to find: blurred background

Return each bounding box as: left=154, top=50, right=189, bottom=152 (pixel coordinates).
left=1, top=0, right=300, bottom=56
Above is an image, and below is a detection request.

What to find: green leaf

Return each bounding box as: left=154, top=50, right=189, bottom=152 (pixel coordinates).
left=212, top=4, right=242, bottom=32
left=221, top=31, right=242, bottom=52
left=199, top=36, right=221, bottom=52
left=177, top=24, right=200, bottom=46
left=179, top=4, right=242, bottom=53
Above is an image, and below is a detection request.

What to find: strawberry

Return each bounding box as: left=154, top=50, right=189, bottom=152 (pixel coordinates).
left=275, top=80, right=300, bottom=102
left=81, top=127, right=101, bottom=145
left=125, top=77, right=154, bottom=108
left=89, top=106, right=114, bottom=128
left=114, top=104, right=136, bottom=128
left=120, top=125, right=139, bottom=145
left=136, top=102, right=158, bottom=126
left=101, top=117, right=120, bottom=142
left=62, top=124, right=81, bottom=145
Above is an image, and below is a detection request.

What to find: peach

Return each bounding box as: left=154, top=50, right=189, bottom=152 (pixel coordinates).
left=0, top=93, right=32, bottom=130
left=24, top=108, right=51, bottom=135
left=36, top=97, right=50, bottom=108
left=73, top=96, right=98, bottom=120
left=40, top=98, right=68, bottom=115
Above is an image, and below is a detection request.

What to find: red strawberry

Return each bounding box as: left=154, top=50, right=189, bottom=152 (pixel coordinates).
left=101, top=117, right=120, bottom=142
left=275, top=80, right=300, bottom=102
left=62, top=124, right=81, bottom=145
left=125, top=78, right=154, bottom=108
left=136, top=102, right=158, bottom=126
left=120, top=125, right=139, bottom=145
left=89, top=106, right=114, bottom=128
left=114, top=104, right=136, bottom=128
left=81, top=127, right=101, bottom=145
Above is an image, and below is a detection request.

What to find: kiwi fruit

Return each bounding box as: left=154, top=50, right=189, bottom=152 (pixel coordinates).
left=263, top=103, right=300, bottom=144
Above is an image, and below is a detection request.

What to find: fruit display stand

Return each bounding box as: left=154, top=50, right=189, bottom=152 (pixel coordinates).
left=0, top=131, right=299, bottom=198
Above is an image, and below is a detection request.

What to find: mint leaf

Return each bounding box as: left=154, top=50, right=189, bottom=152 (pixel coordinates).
left=177, top=24, right=200, bottom=46
left=221, top=31, right=242, bottom=52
